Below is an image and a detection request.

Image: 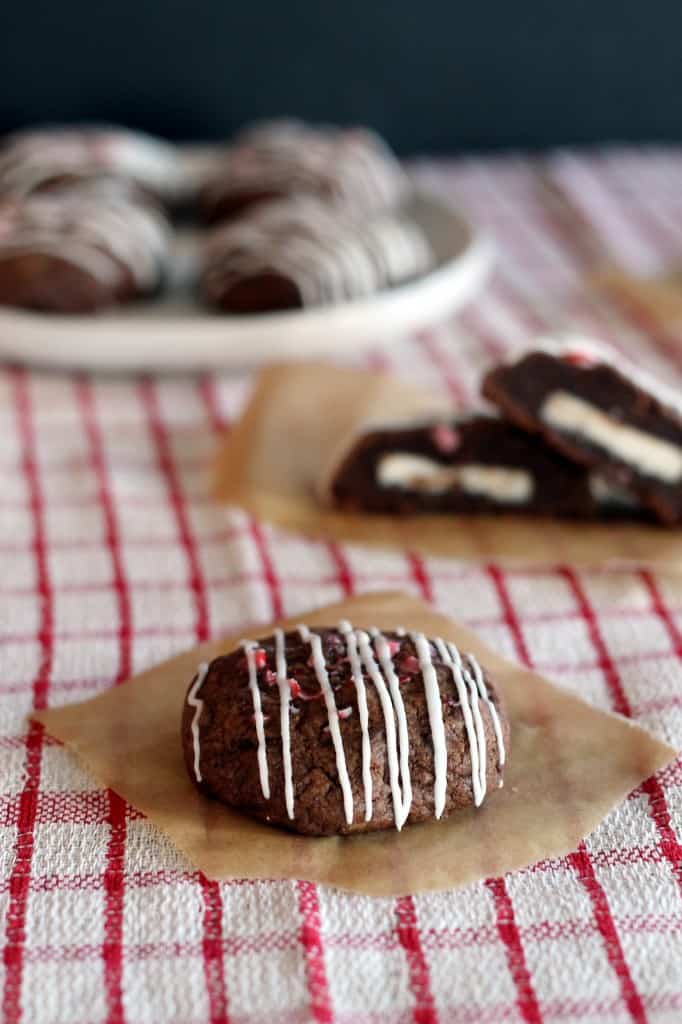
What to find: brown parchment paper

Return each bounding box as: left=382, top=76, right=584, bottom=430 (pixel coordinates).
left=33, top=591, right=676, bottom=896
left=593, top=268, right=682, bottom=328
left=212, top=362, right=682, bottom=567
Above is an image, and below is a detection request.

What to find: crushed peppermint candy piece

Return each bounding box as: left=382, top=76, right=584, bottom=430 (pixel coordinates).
left=386, top=640, right=401, bottom=656
left=288, top=679, right=301, bottom=699
left=400, top=654, right=420, bottom=675
left=562, top=350, right=598, bottom=368
left=264, top=670, right=278, bottom=686
left=323, top=706, right=353, bottom=732
left=431, top=423, right=460, bottom=453
left=253, top=648, right=267, bottom=670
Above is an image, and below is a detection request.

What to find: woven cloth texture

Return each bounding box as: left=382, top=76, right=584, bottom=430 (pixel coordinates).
left=1, top=150, right=682, bottom=1024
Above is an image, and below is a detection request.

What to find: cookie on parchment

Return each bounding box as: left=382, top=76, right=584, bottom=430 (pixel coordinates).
left=482, top=336, right=682, bottom=525
left=182, top=623, right=508, bottom=837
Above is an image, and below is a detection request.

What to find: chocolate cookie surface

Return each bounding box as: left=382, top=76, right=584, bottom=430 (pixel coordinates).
left=482, top=337, right=682, bottom=525
left=324, top=414, right=643, bottom=519
left=181, top=623, right=508, bottom=836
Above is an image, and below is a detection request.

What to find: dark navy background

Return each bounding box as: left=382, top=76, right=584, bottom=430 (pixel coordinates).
left=1, top=1, right=679, bottom=153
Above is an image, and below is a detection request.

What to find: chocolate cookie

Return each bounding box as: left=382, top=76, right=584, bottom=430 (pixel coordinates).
left=201, top=119, right=408, bottom=224
left=0, top=183, right=171, bottom=313
left=0, top=125, right=186, bottom=207
left=200, top=197, right=433, bottom=313
left=482, top=337, right=682, bottom=525
left=323, top=414, right=643, bottom=518
left=181, top=623, right=509, bottom=836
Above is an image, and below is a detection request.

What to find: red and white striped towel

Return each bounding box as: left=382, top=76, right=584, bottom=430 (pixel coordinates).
left=1, top=148, right=682, bottom=1023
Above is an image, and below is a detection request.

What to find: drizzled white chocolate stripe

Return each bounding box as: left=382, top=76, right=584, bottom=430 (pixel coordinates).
left=274, top=628, right=294, bottom=819
left=466, top=654, right=506, bottom=769
left=186, top=662, right=209, bottom=783
left=355, top=628, right=406, bottom=828
left=338, top=620, right=373, bottom=821
left=186, top=625, right=504, bottom=830
left=242, top=640, right=271, bottom=800
left=298, top=624, right=355, bottom=825
left=370, top=627, right=412, bottom=818
left=449, top=642, right=487, bottom=802
left=434, top=639, right=485, bottom=806
left=411, top=633, right=447, bottom=818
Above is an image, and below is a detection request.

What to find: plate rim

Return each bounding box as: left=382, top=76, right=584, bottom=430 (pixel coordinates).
left=0, top=189, right=495, bottom=372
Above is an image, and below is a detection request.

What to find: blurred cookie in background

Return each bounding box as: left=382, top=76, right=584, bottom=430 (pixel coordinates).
left=200, top=119, right=408, bottom=225
left=0, top=125, right=187, bottom=209
left=0, top=181, right=172, bottom=313
left=200, top=195, right=433, bottom=313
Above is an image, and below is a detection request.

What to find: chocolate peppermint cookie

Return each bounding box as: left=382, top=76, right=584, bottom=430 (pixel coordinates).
left=322, top=414, right=642, bottom=519
left=0, top=126, right=185, bottom=207
left=0, top=183, right=171, bottom=312
left=482, top=337, right=682, bottom=525
left=201, top=197, right=433, bottom=313
left=182, top=623, right=508, bottom=836
left=201, top=119, right=407, bottom=224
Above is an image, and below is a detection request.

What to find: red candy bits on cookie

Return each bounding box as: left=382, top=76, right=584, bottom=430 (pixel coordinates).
left=431, top=424, right=460, bottom=453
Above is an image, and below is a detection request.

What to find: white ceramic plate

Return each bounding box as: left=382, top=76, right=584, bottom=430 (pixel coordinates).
left=0, top=190, right=494, bottom=372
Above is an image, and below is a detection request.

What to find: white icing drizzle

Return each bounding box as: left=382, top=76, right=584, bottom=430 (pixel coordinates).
left=297, top=625, right=354, bottom=825
left=241, top=640, right=271, bottom=800
left=410, top=633, right=447, bottom=818
left=370, top=626, right=412, bottom=816
left=355, top=629, right=406, bottom=828
left=449, top=643, right=487, bottom=801
left=338, top=620, right=373, bottom=821
left=274, top=628, right=294, bottom=819
left=465, top=653, right=506, bottom=769
left=434, top=638, right=484, bottom=806
left=186, top=662, right=209, bottom=783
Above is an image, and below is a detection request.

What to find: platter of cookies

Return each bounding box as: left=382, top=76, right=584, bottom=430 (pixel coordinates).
left=0, top=121, right=494, bottom=371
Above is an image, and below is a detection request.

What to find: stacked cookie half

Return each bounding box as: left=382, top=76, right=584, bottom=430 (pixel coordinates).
left=324, top=335, right=682, bottom=526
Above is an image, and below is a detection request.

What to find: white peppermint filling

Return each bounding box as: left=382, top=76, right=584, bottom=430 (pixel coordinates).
left=588, top=473, right=639, bottom=508
left=541, top=391, right=682, bottom=484
left=376, top=453, right=533, bottom=503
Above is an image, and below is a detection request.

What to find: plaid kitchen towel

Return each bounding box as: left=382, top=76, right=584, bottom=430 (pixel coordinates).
left=1, top=148, right=682, bottom=1023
